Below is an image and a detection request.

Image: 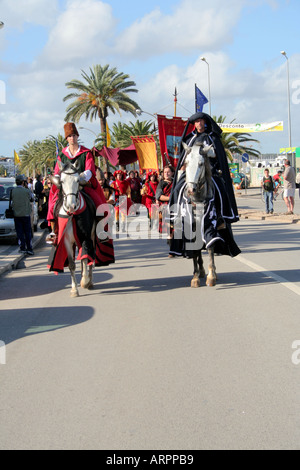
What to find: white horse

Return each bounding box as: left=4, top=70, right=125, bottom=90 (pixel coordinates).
left=182, top=140, right=218, bottom=287
left=50, top=161, right=95, bottom=297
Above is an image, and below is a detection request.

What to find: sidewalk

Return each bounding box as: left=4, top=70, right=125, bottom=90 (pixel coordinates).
left=0, top=228, right=47, bottom=276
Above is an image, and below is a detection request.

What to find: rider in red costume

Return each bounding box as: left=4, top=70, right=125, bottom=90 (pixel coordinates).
left=47, top=122, right=106, bottom=240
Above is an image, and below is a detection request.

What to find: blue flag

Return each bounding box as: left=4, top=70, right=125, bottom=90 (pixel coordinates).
left=195, top=85, right=208, bottom=112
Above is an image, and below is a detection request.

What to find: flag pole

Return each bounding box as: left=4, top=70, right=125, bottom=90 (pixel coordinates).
left=195, top=83, right=197, bottom=112
left=173, top=87, right=177, bottom=117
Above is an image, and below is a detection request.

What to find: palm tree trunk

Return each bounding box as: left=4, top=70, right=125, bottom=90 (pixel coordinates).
left=100, top=116, right=109, bottom=173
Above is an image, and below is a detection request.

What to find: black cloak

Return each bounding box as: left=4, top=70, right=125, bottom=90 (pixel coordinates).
left=168, top=112, right=241, bottom=258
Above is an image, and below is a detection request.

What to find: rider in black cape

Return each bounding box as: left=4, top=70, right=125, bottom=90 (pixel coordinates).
left=168, top=111, right=241, bottom=258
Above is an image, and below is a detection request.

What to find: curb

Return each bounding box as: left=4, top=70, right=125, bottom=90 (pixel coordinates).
left=0, top=229, right=47, bottom=276
left=238, top=210, right=300, bottom=224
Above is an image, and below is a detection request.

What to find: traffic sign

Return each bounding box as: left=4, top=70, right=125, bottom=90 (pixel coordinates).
left=242, top=153, right=249, bottom=162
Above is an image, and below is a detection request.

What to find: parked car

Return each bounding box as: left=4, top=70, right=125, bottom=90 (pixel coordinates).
left=232, top=172, right=249, bottom=189
left=0, top=177, right=38, bottom=242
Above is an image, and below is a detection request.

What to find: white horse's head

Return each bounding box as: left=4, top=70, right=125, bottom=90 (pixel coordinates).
left=183, top=140, right=216, bottom=203
left=50, top=161, right=86, bottom=214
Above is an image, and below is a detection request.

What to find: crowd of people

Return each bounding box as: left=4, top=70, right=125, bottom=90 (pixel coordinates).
left=261, top=159, right=299, bottom=215
left=11, top=119, right=299, bottom=260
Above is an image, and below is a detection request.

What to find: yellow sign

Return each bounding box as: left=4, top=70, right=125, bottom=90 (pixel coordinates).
left=279, top=147, right=296, bottom=154
left=220, top=121, right=283, bottom=133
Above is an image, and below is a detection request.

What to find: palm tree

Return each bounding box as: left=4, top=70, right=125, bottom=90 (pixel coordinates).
left=105, top=120, right=155, bottom=148
left=19, top=140, right=44, bottom=175
left=215, top=115, right=261, bottom=162
left=63, top=64, right=140, bottom=170
left=19, top=135, right=68, bottom=175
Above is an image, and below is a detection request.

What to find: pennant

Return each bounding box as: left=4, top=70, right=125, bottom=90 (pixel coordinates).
left=131, top=136, right=158, bottom=171
left=157, top=114, right=189, bottom=168
left=14, top=150, right=20, bottom=165
left=195, top=85, right=208, bottom=112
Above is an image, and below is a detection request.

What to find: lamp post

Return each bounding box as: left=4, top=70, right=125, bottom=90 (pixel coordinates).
left=136, top=109, right=156, bottom=119
left=200, top=57, right=211, bottom=115
left=280, top=51, right=293, bottom=167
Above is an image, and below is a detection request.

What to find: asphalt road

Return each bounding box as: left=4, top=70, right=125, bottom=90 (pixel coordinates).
left=0, top=191, right=299, bottom=450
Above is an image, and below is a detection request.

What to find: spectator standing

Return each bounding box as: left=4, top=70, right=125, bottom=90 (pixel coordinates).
left=34, top=174, right=44, bottom=210
left=261, top=168, right=274, bottom=214
left=283, top=159, right=296, bottom=214
left=128, top=170, right=142, bottom=204
left=11, top=174, right=34, bottom=255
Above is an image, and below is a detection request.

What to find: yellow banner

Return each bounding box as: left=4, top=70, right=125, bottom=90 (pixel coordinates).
left=131, top=136, right=158, bottom=170
left=220, top=121, right=283, bottom=133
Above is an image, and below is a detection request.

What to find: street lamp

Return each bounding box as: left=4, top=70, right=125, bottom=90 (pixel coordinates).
left=200, top=57, right=211, bottom=115
left=136, top=109, right=156, bottom=118
left=280, top=51, right=293, bottom=166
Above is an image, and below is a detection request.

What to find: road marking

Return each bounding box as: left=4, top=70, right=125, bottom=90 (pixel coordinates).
left=237, top=255, right=300, bottom=296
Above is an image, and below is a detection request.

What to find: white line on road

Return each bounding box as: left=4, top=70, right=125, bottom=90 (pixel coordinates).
left=237, top=255, right=300, bottom=297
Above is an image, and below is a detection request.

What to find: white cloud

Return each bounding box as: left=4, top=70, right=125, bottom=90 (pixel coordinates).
left=41, top=0, right=116, bottom=67
left=0, top=0, right=59, bottom=29
left=113, top=0, right=245, bottom=59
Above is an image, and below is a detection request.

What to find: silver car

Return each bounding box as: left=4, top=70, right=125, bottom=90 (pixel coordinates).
left=0, top=177, right=38, bottom=242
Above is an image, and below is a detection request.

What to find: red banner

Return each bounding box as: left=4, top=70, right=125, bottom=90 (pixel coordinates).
left=157, top=114, right=191, bottom=168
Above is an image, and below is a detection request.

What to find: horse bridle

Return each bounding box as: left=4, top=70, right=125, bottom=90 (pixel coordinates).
left=61, top=167, right=81, bottom=213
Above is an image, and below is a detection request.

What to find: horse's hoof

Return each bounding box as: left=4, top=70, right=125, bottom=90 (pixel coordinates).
left=206, top=278, right=216, bottom=287
left=70, top=290, right=79, bottom=297
left=191, top=277, right=200, bottom=288
left=81, top=280, right=94, bottom=289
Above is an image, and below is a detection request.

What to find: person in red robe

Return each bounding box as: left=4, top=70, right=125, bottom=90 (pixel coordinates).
left=47, top=122, right=106, bottom=234
left=110, top=170, right=132, bottom=231
left=141, top=171, right=159, bottom=223
left=46, top=122, right=114, bottom=268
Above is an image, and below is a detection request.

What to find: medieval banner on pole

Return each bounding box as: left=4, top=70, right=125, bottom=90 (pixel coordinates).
left=157, top=114, right=190, bottom=168
left=131, top=135, right=159, bottom=171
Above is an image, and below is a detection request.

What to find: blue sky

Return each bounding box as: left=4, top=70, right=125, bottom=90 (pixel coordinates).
left=0, top=0, right=299, bottom=159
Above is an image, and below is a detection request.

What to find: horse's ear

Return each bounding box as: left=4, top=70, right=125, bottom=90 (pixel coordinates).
left=50, top=174, right=61, bottom=188
left=202, top=144, right=216, bottom=158
left=74, top=159, right=81, bottom=171
left=183, top=142, right=192, bottom=154
left=57, top=159, right=64, bottom=172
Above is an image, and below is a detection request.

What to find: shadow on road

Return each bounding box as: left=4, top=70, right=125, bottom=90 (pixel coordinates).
left=0, top=306, right=94, bottom=345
